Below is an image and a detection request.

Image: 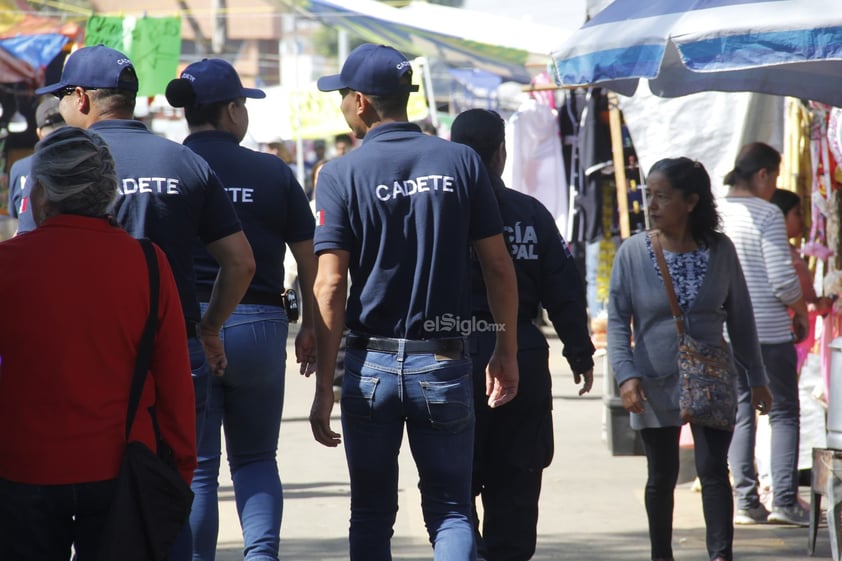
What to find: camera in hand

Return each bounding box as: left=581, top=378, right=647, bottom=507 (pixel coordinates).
left=282, top=289, right=299, bottom=323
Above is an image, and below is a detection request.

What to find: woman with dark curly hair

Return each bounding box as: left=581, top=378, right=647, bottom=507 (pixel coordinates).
left=608, top=157, right=771, bottom=561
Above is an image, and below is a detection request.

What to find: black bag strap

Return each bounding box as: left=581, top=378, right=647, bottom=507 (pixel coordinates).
left=125, top=238, right=160, bottom=441
left=648, top=230, right=685, bottom=338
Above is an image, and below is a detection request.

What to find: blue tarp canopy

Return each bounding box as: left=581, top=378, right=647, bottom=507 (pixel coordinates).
left=551, top=0, right=842, bottom=106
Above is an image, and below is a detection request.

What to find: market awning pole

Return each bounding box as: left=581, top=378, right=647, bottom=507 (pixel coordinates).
left=608, top=91, right=630, bottom=239
left=291, top=14, right=306, bottom=186
left=415, top=56, right=438, bottom=130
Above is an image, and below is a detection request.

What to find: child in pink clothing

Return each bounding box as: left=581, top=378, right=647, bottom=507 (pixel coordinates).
left=770, top=189, right=832, bottom=371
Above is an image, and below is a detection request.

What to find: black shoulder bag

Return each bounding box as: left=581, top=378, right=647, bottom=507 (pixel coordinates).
left=97, top=239, right=194, bottom=561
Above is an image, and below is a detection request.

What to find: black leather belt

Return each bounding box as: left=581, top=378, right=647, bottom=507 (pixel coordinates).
left=186, top=319, right=200, bottom=339
left=240, top=291, right=281, bottom=306
left=197, top=288, right=281, bottom=307
left=346, top=333, right=464, bottom=355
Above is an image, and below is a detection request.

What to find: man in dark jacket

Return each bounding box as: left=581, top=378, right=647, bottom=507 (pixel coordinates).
left=452, top=108, right=595, bottom=561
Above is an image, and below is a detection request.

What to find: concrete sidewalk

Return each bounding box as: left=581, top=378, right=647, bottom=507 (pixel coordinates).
left=211, top=328, right=833, bottom=560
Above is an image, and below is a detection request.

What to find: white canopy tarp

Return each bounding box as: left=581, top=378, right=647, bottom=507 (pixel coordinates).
left=294, top=0, right=573, bottom=81
left=617, top=84, right=784, bottom=199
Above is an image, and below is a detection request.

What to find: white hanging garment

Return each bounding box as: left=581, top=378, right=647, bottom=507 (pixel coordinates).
left=503, top=98, right=569, bottom=235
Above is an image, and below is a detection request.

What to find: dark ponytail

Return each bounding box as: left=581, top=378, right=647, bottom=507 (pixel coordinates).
left=724, top=142, right=781, bottom=186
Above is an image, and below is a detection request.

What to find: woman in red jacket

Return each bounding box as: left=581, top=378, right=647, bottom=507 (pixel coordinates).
left=0, top=126, right=196, bottom=560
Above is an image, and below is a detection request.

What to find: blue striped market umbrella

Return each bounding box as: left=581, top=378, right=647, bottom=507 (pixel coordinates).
left=551, top=0, right=842, bottom=106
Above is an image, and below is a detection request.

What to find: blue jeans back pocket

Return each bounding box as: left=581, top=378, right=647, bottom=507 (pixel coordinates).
left=341, top=370, right=379, bottom=420
left=419, top=374, right=473, bottom=432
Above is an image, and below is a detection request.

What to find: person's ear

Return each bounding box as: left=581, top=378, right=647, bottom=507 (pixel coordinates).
left=75, top=87, right=96, bottom=115
left=687, top=192, right=700, bottom=213
left=356, top=92, right=369, bottom=116
left=226, top=100, right=244, bottom=125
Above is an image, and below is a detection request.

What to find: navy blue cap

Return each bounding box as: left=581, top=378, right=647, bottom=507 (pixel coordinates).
left=179, top=58, right=265, bottom=105
left=317, top=44, right=420, bottom=96
left=35, top=45, right=138, bottom=96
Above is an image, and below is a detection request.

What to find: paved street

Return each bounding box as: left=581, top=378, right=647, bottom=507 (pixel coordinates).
left=211, top=327, right=833, bottom=560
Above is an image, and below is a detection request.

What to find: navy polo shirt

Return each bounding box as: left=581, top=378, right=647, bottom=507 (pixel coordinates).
left=184, top=130, right=315, bottom=300
left=314, top=122, right=503, bottom=339
left=90, top=120, right=242, bottom=322
left=7, top=155, right=36, bottom=234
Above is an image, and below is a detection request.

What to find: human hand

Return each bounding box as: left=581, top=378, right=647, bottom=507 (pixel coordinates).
left=792, top=312, right=809, bottom=343
left=198, top=328, right=227, bottom=377
left=575, top=368, right=594, bottom=396
left=814, top=296, right=834, bottom=317
left=309, top=384, right=341, bottom=447
left=750, top=385, right=773, bottom=415
left=295, top=326, right=317, bottom=376
left=619, top=378, right=646, bottom=414
left=485, top=350, right=519, bottom=408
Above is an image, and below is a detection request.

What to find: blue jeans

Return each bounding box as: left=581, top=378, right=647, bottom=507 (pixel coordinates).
left=190, top=335, right=212, bottom=449
left=729, top=342, right=801, bottom=509
left=190, top=304, right=289, bottom=561
left=171, top=333, right=211, bottom=561
left=0, top=477, right=117, bottom=561
left=341, top=344, right=476, bottom=561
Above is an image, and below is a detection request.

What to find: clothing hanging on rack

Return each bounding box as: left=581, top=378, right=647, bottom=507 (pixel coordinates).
left=503, top=98, right=569, bottom=236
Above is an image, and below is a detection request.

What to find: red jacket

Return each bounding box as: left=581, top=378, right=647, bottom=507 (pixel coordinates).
left=0, top=215, right=196, bottom=484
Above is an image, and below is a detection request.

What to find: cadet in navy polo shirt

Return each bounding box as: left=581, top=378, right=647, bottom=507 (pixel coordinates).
left=38, top=45, right=254, bottom=374
left=37, top=45, right=256, bottom=561
left=166, top=58, right=317, bottom=561
left=310, top=44, right=519, bottom=561
left=7, top=96, right=66, bottom=235
left=452, top=108, right=595, bottom=561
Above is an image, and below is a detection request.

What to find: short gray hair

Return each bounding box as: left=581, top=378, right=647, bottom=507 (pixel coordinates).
left=30, top=126, right=118, bottom=217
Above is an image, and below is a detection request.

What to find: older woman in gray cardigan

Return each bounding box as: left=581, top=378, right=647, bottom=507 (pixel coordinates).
left=607, top=158, right=769, bottom=561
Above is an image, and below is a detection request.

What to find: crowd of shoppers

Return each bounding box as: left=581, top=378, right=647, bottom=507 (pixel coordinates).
left=0, top=42, right=824, bottom=561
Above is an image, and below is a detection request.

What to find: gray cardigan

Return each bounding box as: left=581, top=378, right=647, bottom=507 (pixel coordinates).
left=607, top=231, right=767, bottom=429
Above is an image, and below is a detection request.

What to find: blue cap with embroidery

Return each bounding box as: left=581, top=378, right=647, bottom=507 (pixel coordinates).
left=178, top=58, right=265, bottom=105
left=35, top=45, right=138, bottom=96
left=317, top=44, right=419, bottom=96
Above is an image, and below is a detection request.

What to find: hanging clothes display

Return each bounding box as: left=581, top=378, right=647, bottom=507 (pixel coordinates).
left=774, top=98, right=842, bottom=472
left=503, top=97, right=569, bottom=236
left=568, top=88, right=613, bottom=244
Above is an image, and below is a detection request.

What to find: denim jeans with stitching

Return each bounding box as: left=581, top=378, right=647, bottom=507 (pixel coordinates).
left=190, top=304, right=289, bottom=561
left=729, top=342, right=800, bottom=509
left=341, top=342, right=476, bottom=561
left=170, top=333, right=211, bottom=561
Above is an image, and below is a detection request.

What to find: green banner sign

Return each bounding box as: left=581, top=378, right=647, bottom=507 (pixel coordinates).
left=85, top=15, right=181, bottom=97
